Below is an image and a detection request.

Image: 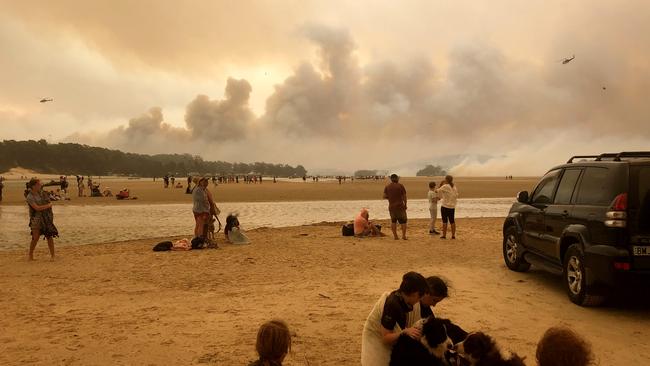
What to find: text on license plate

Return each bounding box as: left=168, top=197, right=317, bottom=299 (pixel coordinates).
left=633, top=246, right=650, bottom=256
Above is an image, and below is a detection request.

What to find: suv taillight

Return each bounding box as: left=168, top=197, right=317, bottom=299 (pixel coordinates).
left=611, top=193, right=628, bottom=211
left=605, top=193, right=628, bottom=228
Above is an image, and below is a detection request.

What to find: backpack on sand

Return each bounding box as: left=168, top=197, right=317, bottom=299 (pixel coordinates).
left=153, top=241, right=173, bottom=251
left=191, top=236, right=206, bottom=249
left=341, top=223, right=355, bottom=236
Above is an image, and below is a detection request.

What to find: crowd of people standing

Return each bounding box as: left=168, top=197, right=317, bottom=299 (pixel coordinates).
left=163, top=174, right=270, bottom=188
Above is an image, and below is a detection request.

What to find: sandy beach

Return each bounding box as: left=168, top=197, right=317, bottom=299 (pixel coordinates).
left=0, top=175, right=539, bottom=206
left=1, top=218, right=648, bottom=365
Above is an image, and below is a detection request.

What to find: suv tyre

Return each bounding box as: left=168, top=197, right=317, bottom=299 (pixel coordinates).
left=563, top=244, right=605, bottom=306
left=503, top=226, right=531, bottom=272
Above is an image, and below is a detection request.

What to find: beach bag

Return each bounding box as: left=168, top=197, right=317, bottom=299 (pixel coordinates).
left=153, top=241, right=173, bottom=251
left=341, top=223, right=355, bottom=236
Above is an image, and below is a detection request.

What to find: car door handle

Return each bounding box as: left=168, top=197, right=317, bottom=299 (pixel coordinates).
left=561, top=210, right=569, bottom=218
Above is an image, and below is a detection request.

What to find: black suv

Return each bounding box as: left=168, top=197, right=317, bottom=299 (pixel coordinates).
left=503, top=152, right=650, bottom=306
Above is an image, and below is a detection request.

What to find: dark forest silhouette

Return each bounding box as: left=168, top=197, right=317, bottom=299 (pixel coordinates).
left=0, top=140, right=307, bottom=177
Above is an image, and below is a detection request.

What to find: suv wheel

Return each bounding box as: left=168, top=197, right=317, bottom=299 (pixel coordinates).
left=503, top=226, right=531, bottom=272
left=564, top=244, right=605, bottom=306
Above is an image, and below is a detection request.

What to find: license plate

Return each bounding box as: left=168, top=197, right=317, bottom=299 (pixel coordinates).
left=633, top=246, right=650, bottom=256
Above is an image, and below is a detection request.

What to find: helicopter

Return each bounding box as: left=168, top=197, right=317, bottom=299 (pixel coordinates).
left=39, top=98, right=54, bottom=103
left=559, top=55, right=575, bottom=64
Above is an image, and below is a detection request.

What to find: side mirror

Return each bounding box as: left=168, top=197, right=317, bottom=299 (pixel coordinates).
left=517, top=191, right=529, bottom=203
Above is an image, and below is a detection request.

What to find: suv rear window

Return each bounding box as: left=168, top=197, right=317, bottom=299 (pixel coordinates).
left=575, top=167, right=621, bottom=206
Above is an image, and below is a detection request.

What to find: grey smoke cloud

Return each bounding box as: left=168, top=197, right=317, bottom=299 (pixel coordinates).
left=81, top=21, right=650, bottom=175
left=262, top=26, right=361, bottom=137
left=185, top=78, right=254, bottom=141
left=80, top=78, right=255, bottom=153
left=105, top=107, right=189, bottom=149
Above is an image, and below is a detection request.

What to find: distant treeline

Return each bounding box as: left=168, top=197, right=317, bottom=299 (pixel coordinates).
left=354, top=169, right=384, bottom=178
left=416, top=164, right=447, bottom=177
left=0, top=140, right=308, bottom=177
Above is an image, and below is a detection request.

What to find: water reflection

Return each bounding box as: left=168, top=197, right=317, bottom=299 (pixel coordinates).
left=0, top=198, right=513, bottom=250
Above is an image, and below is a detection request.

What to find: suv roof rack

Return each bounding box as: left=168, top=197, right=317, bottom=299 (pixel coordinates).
left=567, top=151, right=650, bottom=163
left=567, top=155, right=600, bottom=163
left=613, top=151, right=650, bottom=161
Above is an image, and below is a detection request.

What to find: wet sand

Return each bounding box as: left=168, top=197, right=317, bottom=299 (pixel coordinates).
left=1, top=218, right=648, bottom=365
left=0, top=176, right=539, bottom=205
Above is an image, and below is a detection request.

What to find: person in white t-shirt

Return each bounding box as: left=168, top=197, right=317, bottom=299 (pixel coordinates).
left=427, top=182, right=441, bottom=235
left=436, top=175, right=458, bottom=239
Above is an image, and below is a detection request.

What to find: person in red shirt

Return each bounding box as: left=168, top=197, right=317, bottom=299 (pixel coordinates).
left=383, top=174, right=408, bottom=240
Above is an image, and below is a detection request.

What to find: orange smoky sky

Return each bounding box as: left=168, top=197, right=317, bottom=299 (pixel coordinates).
left=0, top=0, right=649, bottom=175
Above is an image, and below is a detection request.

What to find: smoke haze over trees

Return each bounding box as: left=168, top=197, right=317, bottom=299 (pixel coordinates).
left=416, top=165, right=447, bottom=177
left=0, top=140, right=307, bottom=177
left=354, top=170, right=384, bottom=177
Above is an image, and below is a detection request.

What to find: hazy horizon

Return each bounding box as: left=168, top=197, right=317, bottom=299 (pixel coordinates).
left=1, top=0, right=649, bottom=176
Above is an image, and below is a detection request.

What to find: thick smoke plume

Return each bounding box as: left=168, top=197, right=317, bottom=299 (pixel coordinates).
left=74, top=24, right=650, bottom=175
left=185, top=78, right=254, bottom=142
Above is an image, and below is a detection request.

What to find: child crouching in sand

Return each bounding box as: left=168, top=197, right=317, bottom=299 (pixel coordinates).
left=249, top=320, right=292, bottom=366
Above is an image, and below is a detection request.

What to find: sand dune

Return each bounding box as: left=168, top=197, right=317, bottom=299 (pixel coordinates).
left=1, top=218, right=648, bottom=365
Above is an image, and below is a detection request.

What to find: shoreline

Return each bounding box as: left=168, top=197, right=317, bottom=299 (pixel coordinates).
left=0, top=176, right=539, bottom=206
left=0, top=218, right=438, bottom=253
left=0, top=195, right=515, bottom=207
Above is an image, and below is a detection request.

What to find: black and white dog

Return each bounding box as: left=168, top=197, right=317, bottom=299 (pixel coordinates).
left=453, top=332, right=526, bottom=366
left=390, top=316, right=453, bottom=366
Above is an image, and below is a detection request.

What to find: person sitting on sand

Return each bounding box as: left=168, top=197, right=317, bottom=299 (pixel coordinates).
left=361, top=272, right=429, bottom=366
left=102, top=187, right=113, bottom=197
left=249, top=320, right=292, bottom=366
left=224, top=214, right=251, bottom=245
left=116, top=188, right=130, bottom=200
left=536, top=326, right=595, bottom=366
left=48, top=190, right=60, bottom=201
left=354, top=208, right=385, bottom=237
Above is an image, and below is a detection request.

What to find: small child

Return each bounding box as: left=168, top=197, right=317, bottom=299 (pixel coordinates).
left=427, top=182, right=440, bottom=235
left=249, top=320, right=292, bottom=366
left=536, top=326, right=595, bottom=366
left=225, top=214, right=251, bottom=245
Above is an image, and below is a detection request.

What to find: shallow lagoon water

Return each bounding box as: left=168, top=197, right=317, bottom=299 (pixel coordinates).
left=0, top=198, right=513, bottom=250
